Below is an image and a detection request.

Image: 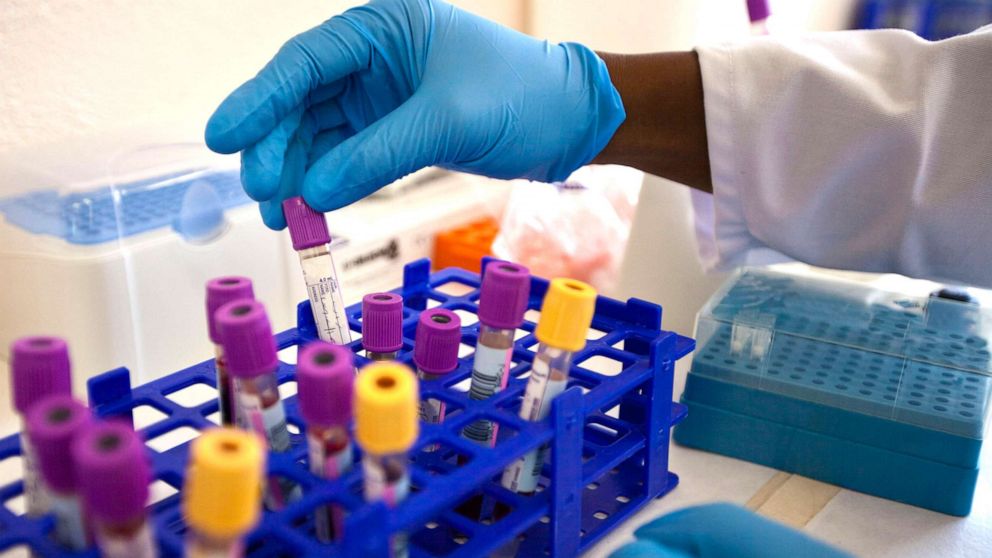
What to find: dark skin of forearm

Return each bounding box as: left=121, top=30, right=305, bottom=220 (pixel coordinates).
left=592, top=51, right=713, bottom=193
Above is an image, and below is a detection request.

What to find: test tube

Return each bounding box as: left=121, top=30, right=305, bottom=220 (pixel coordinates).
left=73, top=422, right=157, bottom=558
left=205, top=276, right=254, bottom=426
left=183, top=428, right=264, bottom=558
left=413, top=308, right=461, bottom=451
left=283, top=196, right=352, bottom=345
left=501, top=278, right=596, bottom=495
left=362, top=293, right=404, bottom=361
left=10, top=336, right=72, bottom=517
left=462, top=262, right=530, bottom=447
left=296, top=341, right=355, bottom=543
left=355, top=362, right=419, bottom=558
left=216, top=299, right=300, bottom=508
left=26, top=394, right=91, bottom=551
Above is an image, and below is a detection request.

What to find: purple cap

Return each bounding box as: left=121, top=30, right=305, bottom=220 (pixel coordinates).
left=73, top=421, right=151, bottom=524
left=746, top=0, right=771, bottom=22
left=413, top=309, right=461, bottom=375
left=362, top=293, right=404, bottom=354
left=26, top=394, right=90, bottom=494
left=296, top=342, right=354, bottom=427
left=216, top=299, right=279, bottom=379
left=283, top=196, right=330, bottom=250
left=479, top=261, right=531, bottom=330
left=11, top=336, right=73, bottom=416
left=206, top=276, right=255, bottom=344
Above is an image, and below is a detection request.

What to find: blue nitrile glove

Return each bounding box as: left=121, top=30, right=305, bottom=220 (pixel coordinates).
left=204, top=0, right=625, bottom=229
left=610, top=503, right=853, bottom=558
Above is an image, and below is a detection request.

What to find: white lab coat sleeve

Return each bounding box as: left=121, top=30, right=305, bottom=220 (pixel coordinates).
left=695, top=25, right=992, bottom=288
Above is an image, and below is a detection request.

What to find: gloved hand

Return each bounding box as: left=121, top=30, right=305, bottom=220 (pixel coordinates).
left=204, top=0, right=625, bottom=229
left=611, top=503, right=853, bottom=558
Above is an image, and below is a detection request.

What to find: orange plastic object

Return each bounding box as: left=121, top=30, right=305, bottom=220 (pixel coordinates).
left=432, top=218, right=498, bottom=273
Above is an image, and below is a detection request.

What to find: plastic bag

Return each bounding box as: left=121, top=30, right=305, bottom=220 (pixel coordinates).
left=492, top=165, right=643, bottom=294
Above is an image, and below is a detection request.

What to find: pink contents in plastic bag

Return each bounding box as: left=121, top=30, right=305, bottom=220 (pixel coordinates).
left=492, top=166, right=642, bottom=293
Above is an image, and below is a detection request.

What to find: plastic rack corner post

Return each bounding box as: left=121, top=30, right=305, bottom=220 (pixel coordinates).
left=0, top=258, right=695, bottom=557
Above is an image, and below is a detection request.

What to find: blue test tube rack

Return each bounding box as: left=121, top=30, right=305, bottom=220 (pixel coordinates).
left=0, top=258, right=695, bottom=557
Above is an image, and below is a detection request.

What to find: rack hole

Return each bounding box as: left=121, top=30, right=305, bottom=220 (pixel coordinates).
left=146, top=426, right=200, bottom=453
left=166, top=383, right=217, bottom=408
left=133, top=404, right=169, bottom=429
left=278, top=381, right=298, bottom=399
left=593, top=510, right=609, bottom=520
left=434, top=282, right=476, bottom=297
left=149, top=479, right=179, bottom=505
left=580, top=355, right=625, bottom=377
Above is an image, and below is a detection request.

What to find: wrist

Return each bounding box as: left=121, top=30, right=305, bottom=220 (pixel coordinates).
left=593, top=51, right=712, bottom=192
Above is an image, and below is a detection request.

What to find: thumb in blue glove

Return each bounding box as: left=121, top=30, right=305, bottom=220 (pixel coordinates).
left=204, top=0, right=624, bottom=229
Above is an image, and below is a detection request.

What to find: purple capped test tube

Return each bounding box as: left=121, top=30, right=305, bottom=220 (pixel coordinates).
left=26, top=394, right=90, bottom=550
left=216, top=299, right=300, bottom=509
left=284, top=197, right=352, bottom=345
left=297, top=341, right=355, bottom=542
left=413, top=308, right=461, bottom=451
left=73, top=421, right=157, bottom=558
left=362, top=293, right=404, bottom=361
left=462, top=262, right=530, bottom=448
left=10, top=336, right=73, bottom=517
left=206, top=276, right=254, bottom=426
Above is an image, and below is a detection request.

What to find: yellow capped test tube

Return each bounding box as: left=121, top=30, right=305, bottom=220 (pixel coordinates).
left=355, top=362, right=419, bottom=558
left=183, top=428, right=264, bottom=558
left=501, top=278, right=597, bottom=495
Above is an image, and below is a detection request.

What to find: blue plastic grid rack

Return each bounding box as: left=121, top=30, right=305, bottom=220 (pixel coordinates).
left=0, top=258, right=695, bottom=557
left=0, top=169, right=250, bottom=245
left=675, top=268, right=990, bottom=516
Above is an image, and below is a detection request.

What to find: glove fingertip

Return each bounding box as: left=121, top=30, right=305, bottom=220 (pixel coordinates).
left=610, top=540, right=692, bottom=558
left=260, top=202, right=288, bottom=231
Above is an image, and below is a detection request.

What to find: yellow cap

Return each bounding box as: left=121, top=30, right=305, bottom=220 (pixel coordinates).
left=535, top=278, right=598, bottom=352
left=355, top=362, right=419, bottom=455
left=183, top=428, right=264, bottom=539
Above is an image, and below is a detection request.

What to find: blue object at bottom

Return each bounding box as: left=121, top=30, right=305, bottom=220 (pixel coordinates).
left=0, top=259, right=695, bottom=557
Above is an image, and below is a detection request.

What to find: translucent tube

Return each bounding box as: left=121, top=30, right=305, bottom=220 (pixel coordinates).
left=283, top=197, right=352, bottom=345
left=355, top=363, right=418, bottom=558
left=48, top=491, right=88, bottom=550
left=216, top=299, right=300, bottom=509
left=367, top=350, right=398, bottom=361
left=417, top=369, right=448, bottom=453
left=298, top=245, right=353, bottom=345
left=205, top=276, right=254, bottom=427
left=500, top=344, right=573, bottom=495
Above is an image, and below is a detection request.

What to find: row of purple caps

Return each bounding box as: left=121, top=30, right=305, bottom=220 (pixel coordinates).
left=7, top=258, right=532, bottom=528
left=12, top=337, right=153, bottom=527
left=204, top=260, right=532, bottom=427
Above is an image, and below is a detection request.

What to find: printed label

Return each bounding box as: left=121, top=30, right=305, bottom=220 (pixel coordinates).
left=463, top=343, right=513, bottom=445
left=500, top=358, right=568, bottom=494
left=50, top=493, right=87, bottom=550
left=237, top=392, right=291, bottom=453
left=237, top=391, right=299, bottom=506
left=302, top=255, right=352, bottom=344
left=96, top=522, right=158, bottom=558
left=20, top=434, right=50, bottom=517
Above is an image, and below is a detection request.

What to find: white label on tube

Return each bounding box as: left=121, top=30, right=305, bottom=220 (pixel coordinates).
left=96, top=521, right=158, bottom=558
left=363, top=459, right=410, bottom=558
left=463, top=343, right=512, bottom=445
left=50, top=493, right=87, bottom=550
left=237, top=392, right=292, bottom=453
left=20, top=433, right=50, bottom=517
left=301, top=254, right=352, bottom=345
left=501, top=358, right=568, bottom=494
